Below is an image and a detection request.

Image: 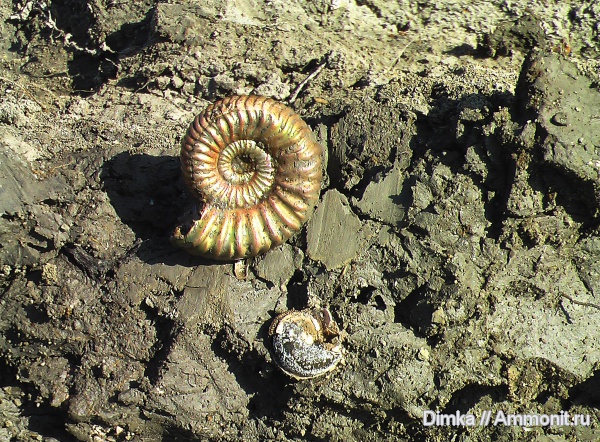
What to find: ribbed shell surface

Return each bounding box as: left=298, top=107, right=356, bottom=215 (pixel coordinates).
left=171, top=95, right=323, bottom=260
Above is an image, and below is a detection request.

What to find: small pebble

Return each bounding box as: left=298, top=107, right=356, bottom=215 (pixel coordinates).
left=417, top=347, right=430, bottom=361
left=551, top=112, right=568, bottom=126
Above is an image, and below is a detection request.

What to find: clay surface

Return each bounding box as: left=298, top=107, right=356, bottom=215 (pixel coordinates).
left=1, top=0, right=599, bottom=440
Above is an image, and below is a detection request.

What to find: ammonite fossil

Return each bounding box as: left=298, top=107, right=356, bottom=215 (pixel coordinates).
left=171, top=95, right=323, bottom=260
left=269, top=307, right=344, bottom=380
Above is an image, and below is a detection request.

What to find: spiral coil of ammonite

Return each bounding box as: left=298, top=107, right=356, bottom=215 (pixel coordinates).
left=171, top=95, right=323, bottom=260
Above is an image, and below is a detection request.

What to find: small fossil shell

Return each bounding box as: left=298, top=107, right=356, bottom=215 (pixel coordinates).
left=269, top=307, right=343, bottom=380
left=171, top=95, right=323, bottom=260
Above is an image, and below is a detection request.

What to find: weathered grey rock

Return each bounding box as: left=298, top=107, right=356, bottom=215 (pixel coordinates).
left=146, top=333, right=250, bottom=438
left=0, top=131, right=70, bottom=217
left=176, top=265, right=233, bottom=326
left=307, top=190, right=362, bottom=270
left=153, top=3, right=219, bottom=43
left=254, top=243, right=302, bottom=287
left=520, top=52, right=600, bottom=184
left=506, top=166, right=546, bottom=217
left=486, top=246, right=599, bottom=378
left=353, top=165, right=408, bottom=225
left=337, top=323, right=434, bottom=418
left=575, top=237, right=600, bottom=295
left=0, top=149, right=40, bottom=215
left=328, top=97, right=414, bottom=190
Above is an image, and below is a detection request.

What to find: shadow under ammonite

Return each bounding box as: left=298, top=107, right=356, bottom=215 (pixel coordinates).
left=101, top=150, right=222, bottom=266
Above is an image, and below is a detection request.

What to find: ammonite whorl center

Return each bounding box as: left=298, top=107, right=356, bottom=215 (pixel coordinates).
left=171, top=95, right=323, bottom=260
left=215, top=139, right=276, bottom=207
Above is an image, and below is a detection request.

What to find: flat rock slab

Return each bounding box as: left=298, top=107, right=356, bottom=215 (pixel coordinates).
left=0, top=141, right=65, bottom=216
left=254, top=243, right=302, bottom=287
left=307, top=189, right=362, bottom=270
left=353, top=165, right=408, bottom=225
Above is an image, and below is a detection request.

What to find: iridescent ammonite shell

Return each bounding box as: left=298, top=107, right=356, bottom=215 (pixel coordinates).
left=171, top=95, right=323, bottom=260
left=268, top=307, right=344, bottom=380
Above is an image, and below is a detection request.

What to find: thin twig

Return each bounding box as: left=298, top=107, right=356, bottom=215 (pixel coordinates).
left=287, top=60, right=327, bottom=104
left=386, top=36, right=417, bottom=75
left=561, top=293, right=600, bottom=311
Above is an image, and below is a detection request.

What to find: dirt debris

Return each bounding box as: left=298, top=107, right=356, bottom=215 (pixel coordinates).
left=0, top=0, right=599, bottom=441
